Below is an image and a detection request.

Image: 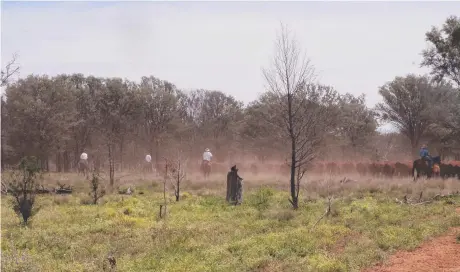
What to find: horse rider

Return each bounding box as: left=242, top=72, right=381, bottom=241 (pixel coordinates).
left=419, top=144, right=432, bottom=169
left=80, top=151, right=88, bottom=164
left=79, top=151, right=89, bottom=174
left=145, top=154, right=152, bottom=163
left=202, top=148, right=213, bottom=167
left=144, top=154, right=153, bottom=173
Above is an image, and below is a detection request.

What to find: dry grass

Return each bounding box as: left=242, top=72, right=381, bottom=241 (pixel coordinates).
left=1, top=171, right=460, bottom=272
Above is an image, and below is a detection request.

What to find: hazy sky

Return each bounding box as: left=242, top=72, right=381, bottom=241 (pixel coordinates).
left=1, top=1, right=458, bottom=113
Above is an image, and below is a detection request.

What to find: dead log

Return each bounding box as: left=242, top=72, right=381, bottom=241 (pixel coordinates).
left=226, top=165, right=243, bottom=205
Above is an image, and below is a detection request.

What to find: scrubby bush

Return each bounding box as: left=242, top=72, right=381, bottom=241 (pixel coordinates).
left=89, top=171, right=106, bottom=204
left=4, top=156, right=42, bottom=225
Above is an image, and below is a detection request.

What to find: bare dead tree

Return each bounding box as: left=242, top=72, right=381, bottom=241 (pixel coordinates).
left=168, top=151, right=187, bottom=202
left=1, top=54, right=20, bottom=87
left=165, top=150, right=187, bottom=201
left=159, top=157, right=172, bottom=218
left=310, top=177, right=333, bottom=231
left=261, top=23, right=338, bottom=209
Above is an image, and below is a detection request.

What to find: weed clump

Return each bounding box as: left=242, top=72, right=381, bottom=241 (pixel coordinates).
left=89, top=172, right=106, bottom=204
left=248, top=186, right=275, bottom=211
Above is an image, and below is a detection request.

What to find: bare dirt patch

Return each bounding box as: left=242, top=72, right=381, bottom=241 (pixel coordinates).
left=364, top=208, right=460, bottom=272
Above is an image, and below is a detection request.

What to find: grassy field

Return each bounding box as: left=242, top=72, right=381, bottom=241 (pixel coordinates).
left=1, top=172, right=460, bottom=272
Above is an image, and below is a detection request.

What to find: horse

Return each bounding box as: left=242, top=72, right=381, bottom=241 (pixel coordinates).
left=201, top=160, right=211, bottom=179
left=412, top=156, right=441, bottom=180
left=142, top=161, right=154, bottom=174
left=77, top=159, right=89, bottom=179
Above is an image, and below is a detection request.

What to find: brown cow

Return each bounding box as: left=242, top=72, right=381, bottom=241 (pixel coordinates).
left=369, top=163, right=383, bottom=177
left=394, top=162, right=411, bottom=177
left=249, top=163, right=259, bottom=175
left=307, top=162, right=324, bottom=175
left=356, top=163, right=368, bottom=176
left=382, top=163, right=395, bottom=178
left=326, top=162, right=340, bottom=175
left=340, top=162, right=355, bottom=175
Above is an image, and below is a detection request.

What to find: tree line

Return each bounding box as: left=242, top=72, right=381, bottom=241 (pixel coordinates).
left=1, top=16, right=459, bottom=186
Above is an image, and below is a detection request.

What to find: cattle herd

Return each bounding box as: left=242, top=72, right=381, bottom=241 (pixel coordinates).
left=200, top=161, right=460, bottom=179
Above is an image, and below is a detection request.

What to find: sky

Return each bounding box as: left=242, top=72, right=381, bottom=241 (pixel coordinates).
left=1, top=1, right=459, bottom=132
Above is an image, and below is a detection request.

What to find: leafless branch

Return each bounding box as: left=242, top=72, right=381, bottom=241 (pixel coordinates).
left=310, top=194, right=333, bottom=232
left=1, top=53, right=20, bottom=87
left=262, top=23, right=337, bottom=209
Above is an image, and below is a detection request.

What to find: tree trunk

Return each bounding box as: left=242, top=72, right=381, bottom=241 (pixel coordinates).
left=108, top=143, right=115, bottom=187
left=226, top=171, right=232, bottom=202
left=290, top=140, right=297, bottom=209
left=155, top=139, right=160, bottom=172
left=148, top=138, right=154, bottom=161
left=175, top=172, right=180, bottom=202
left=1, top=139, right=4, bottom=170
left=46, top=155, right=49, bottom=172
left=63, top=150, right=70, bottom=172
left=119, top=138, right=124, bottom=172
left=287, top=92, right=298, bottom=210
left=411, top=139, right=419, bottom=160
left=75, top=140, right=80, bottom=170
left=226, top=170, right=243, bottom=205
left=56, top=151, right=62, bottom=172
left=39, top=152, right=48, bottom=171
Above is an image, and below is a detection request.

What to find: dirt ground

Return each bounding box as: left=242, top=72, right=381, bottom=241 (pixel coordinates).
left=364, top=208, right=460, bottom=272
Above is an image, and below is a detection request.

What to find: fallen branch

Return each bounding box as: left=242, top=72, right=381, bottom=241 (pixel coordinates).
left=55, top=182, right=73, bottom=194
left=395, top=193, right=458, bottom=206
left=310, top=195, right=332, bottom=232
left=411, top=200, right=433, bottom=206
left=395, top=194, right=409, bottom=204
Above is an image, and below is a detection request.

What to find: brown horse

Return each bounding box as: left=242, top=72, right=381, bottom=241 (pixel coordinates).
left=412, top=156, right=441, bottom=180
left=78, top=159, right=89, bottom=179
left=142, top=161, right=154, bottom=174
left=201, top=160, right=211, bottom=179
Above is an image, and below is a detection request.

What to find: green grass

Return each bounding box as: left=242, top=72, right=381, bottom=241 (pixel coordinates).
left=1, top=178, right=460, bottom=272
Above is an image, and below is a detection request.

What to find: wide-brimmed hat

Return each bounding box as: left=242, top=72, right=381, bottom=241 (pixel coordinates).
left=205, top=148, right=210, bottom=152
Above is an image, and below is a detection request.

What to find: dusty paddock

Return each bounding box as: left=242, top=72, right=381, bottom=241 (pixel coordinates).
left=1, top=171, right=460, bottom=272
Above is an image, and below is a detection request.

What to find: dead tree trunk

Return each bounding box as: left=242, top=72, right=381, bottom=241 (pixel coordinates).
left=56, top=150, right=62, bottom=172
left=226, top=171, right=233, bottom=202
left=63, top=150, right=70, bottom=172
left=119, top=137, right=124, bottom=172
left=226, top=167, right=243, bottom=205
left=108, top=143, right=115, bottom=187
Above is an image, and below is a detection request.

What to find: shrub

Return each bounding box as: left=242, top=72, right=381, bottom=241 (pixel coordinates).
left=248, top=187, right=275, bottom=211
left=4, top=156, right=42, bottom=225
left=89, top=171, right=106, bottom=204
